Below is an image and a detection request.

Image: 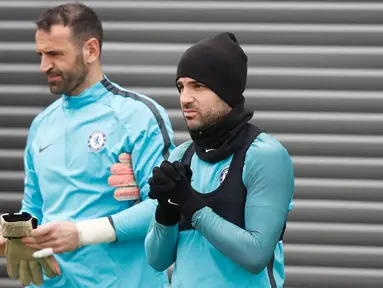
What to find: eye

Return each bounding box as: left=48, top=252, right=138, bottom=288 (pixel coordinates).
left=48, top=51, right=61, bottom=56
left=195, top=83, right=205, bottom=89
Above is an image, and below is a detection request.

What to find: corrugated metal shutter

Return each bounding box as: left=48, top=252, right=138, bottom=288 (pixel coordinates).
left=0, top=1, right=382, bottom=287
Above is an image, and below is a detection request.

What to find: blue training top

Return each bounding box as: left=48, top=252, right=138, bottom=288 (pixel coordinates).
left=21, top=76, right=175, bottom=288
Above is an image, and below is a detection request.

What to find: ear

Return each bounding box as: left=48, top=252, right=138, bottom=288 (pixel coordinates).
left=83, top=38, right=100, bottom=64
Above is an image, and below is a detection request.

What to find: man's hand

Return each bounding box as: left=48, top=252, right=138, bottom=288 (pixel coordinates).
left=23, top=221, right=79, bottom=255
left=153, top=161, right=206, bottom=222
left=148, top=161, right=181, bottom=226
left=148, top=160, right=199, bottom=225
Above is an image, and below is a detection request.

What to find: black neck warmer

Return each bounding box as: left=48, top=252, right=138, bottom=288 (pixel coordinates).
left=189, top=100, right=254, bottom=163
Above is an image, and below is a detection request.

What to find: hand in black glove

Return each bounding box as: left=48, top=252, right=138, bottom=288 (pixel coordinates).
left=148, top=161, right=182, bottom=226
left=159, top=161, right=206, bottom=222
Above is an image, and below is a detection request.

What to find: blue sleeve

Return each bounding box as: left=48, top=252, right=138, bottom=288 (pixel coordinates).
left=145, top=142, right=191, bottom=271
left=20, top=119, right=44, bottom=224
left=191, top=140, right=294, bottom=274
left=145, top=219, right=179, bottom=272
left=111, top=102, right=176, bottom=241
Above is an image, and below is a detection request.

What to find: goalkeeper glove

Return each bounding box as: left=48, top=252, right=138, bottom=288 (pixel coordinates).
left=109, top=153, right=141, bottom=203
left=0, top=212, right=60, bottom=286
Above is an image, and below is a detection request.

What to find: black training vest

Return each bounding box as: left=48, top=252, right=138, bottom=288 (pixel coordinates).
left=178, top=124, right=287, bottom=242
left=179, top=124, right=261, bottom=231
left=178, top=124, right=286, bottom=287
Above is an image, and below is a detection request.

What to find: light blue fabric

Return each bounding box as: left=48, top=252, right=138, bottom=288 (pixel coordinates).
left=21, top=76, right=174, bottom=288
left=145, top=133, right=294, bottom=288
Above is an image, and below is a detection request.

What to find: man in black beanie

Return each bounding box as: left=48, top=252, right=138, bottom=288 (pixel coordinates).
left=145, top=32, right=294, bottom=288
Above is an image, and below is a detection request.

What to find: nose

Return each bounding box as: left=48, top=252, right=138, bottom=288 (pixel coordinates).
left=180, top=87, right=194, bottom=106
left=39, top=55, right=53, bottom=74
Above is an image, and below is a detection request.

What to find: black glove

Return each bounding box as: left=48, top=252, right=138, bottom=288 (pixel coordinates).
left=148, top=161, right=181, bottom=226
left=159, top=161, right=206, bottom=222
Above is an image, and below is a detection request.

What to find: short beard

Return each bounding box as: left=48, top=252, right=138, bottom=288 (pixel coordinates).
left=187, top=100, right=231, bottom=132
left=49, top=52, right=88, bottom=95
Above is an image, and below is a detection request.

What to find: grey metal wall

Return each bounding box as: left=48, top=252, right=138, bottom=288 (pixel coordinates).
left=0, top=1, right=382, bottom=287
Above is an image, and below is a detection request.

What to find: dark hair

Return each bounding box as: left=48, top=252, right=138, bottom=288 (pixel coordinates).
left=36, top=3, right=103, bottom=53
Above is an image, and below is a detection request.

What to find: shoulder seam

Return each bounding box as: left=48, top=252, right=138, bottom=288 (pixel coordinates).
left=95, top=99, right=133, bottom=150
left=100, top=78, right=172, bottom=159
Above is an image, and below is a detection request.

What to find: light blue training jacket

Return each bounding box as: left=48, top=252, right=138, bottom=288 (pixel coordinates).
left=21, top=75, right=175, bottom=288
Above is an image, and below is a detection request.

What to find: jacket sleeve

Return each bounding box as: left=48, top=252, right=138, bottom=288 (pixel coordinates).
left=20, top=119, right=44, bottom=224
left=145, top=219, right=179, bottom=272
left=190, top=141, right=294, bottom=274
left=144, top=142, right=191, bottom=271
left=110, top=101, right=176, bottom=241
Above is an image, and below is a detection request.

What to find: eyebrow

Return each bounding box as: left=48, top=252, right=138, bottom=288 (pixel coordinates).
left=177, top=80, right=201, bottom=86
left=36, top=50, right=63, bottom=56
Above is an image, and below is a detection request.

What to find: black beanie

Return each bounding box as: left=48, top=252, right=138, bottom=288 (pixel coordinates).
left=176, top=32, right=248, bottom=108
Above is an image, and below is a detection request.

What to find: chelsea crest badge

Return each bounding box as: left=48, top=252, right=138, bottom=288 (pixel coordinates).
left=88, top=131, right=106, bottom=152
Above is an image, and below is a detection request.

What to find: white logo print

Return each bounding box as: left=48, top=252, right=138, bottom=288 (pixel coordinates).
left=220, top=167, right=229, bottom=184
left=168, top=199, right=179, bottom=206
left=88, top=131, right=106, bottom=152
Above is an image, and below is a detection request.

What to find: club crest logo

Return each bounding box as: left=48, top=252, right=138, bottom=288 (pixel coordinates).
left=88, top=131, right=106, bottom=152
left=220, top=167, right=229, bottom=184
